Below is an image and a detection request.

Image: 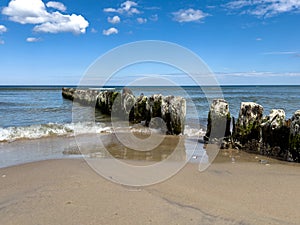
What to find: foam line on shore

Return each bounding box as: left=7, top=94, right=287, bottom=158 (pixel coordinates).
left=0, top=122, right=206, bottom=142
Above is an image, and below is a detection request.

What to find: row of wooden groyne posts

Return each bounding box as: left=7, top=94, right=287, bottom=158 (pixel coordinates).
left=62, top=87, right=300, bottom=163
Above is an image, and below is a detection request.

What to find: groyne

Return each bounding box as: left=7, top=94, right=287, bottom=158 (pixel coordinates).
left=62, top=88, right=186, bottom=135
left=205, top=99, right=300, bottom=163
left=62, top=88, right=299, bottom=162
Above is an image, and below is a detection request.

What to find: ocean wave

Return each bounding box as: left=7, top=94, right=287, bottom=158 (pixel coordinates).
left=0, top=122, right=205, bottom=142
left=0, top=122, right=110, bottom=142
left=183, top=125, right=206, bottom=138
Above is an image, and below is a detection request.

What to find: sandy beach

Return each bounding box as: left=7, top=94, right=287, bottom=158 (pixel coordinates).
left=1, top=0, right=300, bottom=224
left=1, top=151, right=299, bottom=225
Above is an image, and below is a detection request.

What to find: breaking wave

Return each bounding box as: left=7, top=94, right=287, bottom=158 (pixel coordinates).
left=0, top=122, right=110, bottom=142
left=0, top=122, right=205, bottom=142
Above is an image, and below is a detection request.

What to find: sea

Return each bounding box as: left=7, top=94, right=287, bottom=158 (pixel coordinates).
left=0, top=85, right=299, bottom=168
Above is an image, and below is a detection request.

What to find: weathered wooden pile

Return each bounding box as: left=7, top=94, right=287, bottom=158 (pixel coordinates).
left=62, top=87, right=186, bottom=135
left=62, top=87, right=299, bottom=162
left=205, top=99, right=300, bottom=162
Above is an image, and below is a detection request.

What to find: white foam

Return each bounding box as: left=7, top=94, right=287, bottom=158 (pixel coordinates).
left=184, top=125, right=206, bottom=138
left=0, top=123, right=206, bottom=142
left=0, top=122, right=110, bottom=142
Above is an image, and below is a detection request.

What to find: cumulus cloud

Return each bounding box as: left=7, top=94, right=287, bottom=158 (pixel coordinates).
left=103, top=27, right=118, bottom=36
left=121, top=1, right=138, bottom=12
left=2, top=0, right=89, bottom=34
left=46, top=1, right=66, bottom=12
left=104, top=1, right=140, bottom=15
left=26, top=37, right=41, bottom=42
left=172, top=8, right=209, bottom=22
left=0, top=25, right=8, bottom=34
left=225, top=0, right=300, bottom=17
left=108, top=15, right=121, bottom=24
left=33, top=13, right=89, bottom=34
left=137, top=17, right=147, bottom=24
left=2, top=0, right=49, bottom=24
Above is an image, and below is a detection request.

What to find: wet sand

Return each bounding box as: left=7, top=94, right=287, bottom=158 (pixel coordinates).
left=1, top=151, right=299, bottom=225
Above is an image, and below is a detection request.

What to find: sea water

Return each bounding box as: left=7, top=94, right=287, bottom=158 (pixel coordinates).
left=0, top=85, right=299, bottom=167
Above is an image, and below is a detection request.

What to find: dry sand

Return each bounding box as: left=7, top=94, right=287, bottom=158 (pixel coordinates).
left=0, top=152, right=299, bottom=225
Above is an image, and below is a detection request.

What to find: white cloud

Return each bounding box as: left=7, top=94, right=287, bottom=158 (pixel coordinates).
left=0, top=25, right=8, bottom=34
left=2, top=0, right=89, bottom=34
left=262, top=51, right=300, bottom=57
left=108, top=15, right=121, bottom=24
left=137, top=17, right=147, bottom=24
left=103, top=27, right=118, bottom=36
left=46, top=1, right=66, bottom=12
left=263, top=51, right=297, bottom=55
left=225, top=0, right=249, bottom=10
left=103, top=8, right=117, bottom=13
left=103, top=1, right=140, bottom=15
left=121, top=1, right=138, bottom=14
left=33, top=13, right=89, bottom=34
left=26, top=37, right=41, bottom=42
left=149, top=14, right=158, bottom=21
left=172, top=8, right=209, bottom=22
left=0, top=40, right=4, bottom=44
left=2, top=0, right=49, bottom=24
left=206, top=5, right=216, bottom=9
left=225, top=0, right=300, bottom=17
left=256, top=37, right=262, bottom=41
left=217, top=71, right=300, bottom=77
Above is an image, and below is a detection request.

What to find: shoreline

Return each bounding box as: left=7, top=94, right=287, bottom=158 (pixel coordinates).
left=1, top=156, right=299, bottom=225
left=1, top=133, right=298, bottom=170
left=1, top=146, right=298, bottom=170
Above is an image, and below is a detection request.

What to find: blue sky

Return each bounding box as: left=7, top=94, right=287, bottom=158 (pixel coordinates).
left=0, top=0, right=300, bottom=85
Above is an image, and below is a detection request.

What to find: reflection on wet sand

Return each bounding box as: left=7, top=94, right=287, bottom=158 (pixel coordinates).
left=65, top=133, right=189, bottom=164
